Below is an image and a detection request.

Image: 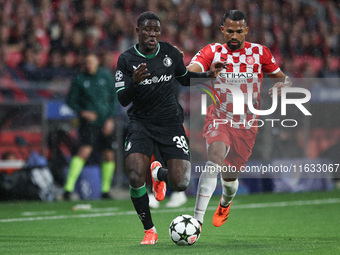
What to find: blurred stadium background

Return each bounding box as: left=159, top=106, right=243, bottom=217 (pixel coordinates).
left=0, top=0, right=339, bottom=200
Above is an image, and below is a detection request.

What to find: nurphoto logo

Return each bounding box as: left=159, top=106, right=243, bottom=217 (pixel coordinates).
left=199, top=81, right=312, bottom=128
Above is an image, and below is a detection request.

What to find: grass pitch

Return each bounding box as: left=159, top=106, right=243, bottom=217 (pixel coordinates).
left=1, top=190, right=339, bottom=255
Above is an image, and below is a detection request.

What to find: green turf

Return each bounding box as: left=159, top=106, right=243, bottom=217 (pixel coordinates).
left=1, top=190, right=339, bottom=255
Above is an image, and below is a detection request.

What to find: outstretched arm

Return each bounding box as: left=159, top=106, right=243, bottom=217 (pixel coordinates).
left=267, top=70, right=292, bottom=97
left=176, top=61, right=226, bottom=86
left=187, top=62, right=203, bottom=73
left=174, top=45, right=225, bottom=86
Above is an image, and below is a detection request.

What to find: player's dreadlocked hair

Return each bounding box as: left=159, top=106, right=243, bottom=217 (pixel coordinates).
left=222, top=10, right=247, bottom=25
left=137, top=12, right=161, bottom=27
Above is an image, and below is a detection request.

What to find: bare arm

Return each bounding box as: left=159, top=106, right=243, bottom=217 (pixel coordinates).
left=267, top=70, right=292, bottom=97
left=176, top=62, right=225, bottom=86
left=187, top=62, right=204, bottom=73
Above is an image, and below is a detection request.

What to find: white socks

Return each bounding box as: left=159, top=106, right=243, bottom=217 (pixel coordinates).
left=221, top=178, right=239, bottom=207
left=194, top=161, right=219, bottom=223
left=194, top=161, right=240, bottom=223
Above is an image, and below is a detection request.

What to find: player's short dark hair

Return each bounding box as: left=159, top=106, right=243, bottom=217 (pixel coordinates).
left=137, top=11, right=161, bottom=27
left=222, top=10, right=247, bottom=25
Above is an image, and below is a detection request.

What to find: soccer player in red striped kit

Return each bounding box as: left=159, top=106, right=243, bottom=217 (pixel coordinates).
left=187, top=10, right=292, bottom=228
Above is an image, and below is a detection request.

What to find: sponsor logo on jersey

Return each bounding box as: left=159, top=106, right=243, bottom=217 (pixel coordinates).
left=218, top=72, right=258, bottom=84
left=219, top=72, right=257, bottom=79
left=271, top=57, right=276, bottom=63
left=115, top=70, right=123, bottom=81
left=163, top=55, right=172, bottom=67
left=139, top=74, right=172, bottom=85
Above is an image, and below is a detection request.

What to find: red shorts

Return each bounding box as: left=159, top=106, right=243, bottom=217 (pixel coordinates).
left=203, top=114, right=257, bottom=169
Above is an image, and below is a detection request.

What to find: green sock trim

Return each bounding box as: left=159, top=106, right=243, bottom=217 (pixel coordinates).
left=101, top=161, right=115, bottom=193
left=64, top=156, right=85, bottom=192
left=129, top=184, right=147, bottom=198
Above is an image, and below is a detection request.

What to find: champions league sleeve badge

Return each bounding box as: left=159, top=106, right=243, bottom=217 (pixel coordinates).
left=115, top=70, right=123, bottom=81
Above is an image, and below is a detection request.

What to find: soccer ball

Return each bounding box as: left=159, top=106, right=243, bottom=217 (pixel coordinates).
left=169, top=215, right=201, bottom=246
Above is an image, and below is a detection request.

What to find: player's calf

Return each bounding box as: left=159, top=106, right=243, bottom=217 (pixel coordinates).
left=167, top=159, right=191, bottom=191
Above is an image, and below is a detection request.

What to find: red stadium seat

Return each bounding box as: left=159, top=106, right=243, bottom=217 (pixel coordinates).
left=0, top=131, right=43, bottom=160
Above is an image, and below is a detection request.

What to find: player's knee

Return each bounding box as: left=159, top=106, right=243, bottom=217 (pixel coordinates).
left=208, top=154, right=225, bottom=167
left=172, top=178, right=190, bottom=191
left=172, top=182, right=188, bottom=192
left=128, top=169, right=144, bottom=187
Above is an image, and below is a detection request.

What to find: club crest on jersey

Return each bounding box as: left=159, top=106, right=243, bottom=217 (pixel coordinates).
left=163, top=55, right=172, bottom=67
left=125, top=142, right=132, bottom=151
left=246, top=56, right=255, bottom=65
left=115, top=70, right=123, bottom=81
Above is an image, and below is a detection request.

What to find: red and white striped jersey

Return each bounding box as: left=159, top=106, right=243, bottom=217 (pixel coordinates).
left=190, top=41, right=280, bottom=130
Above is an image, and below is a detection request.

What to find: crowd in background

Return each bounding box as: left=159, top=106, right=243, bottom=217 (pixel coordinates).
left=0, top=0, right=339, bottom=164
left=0, top=0, right=339, bottom=87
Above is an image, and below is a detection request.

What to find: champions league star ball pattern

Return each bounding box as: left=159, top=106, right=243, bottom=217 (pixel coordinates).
left=169, top=215, right=201, bottom=246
